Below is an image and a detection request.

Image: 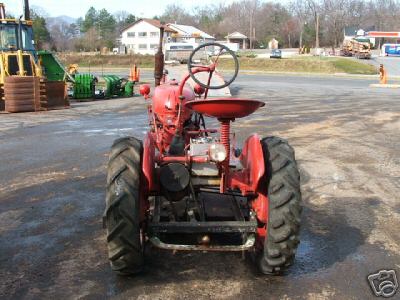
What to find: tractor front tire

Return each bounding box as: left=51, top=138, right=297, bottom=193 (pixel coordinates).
left=105, top=137, right=144, bottom=275
left=258, top=136, right=302, bottom=275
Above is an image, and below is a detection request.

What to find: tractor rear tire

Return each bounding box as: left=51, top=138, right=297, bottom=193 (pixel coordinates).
left=258, top=136, right=302, bottom=275
left=105, top=137, right=144, bottom=275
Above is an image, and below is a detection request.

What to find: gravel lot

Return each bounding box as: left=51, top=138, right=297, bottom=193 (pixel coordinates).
left=0, top=73, right=399, bottom=299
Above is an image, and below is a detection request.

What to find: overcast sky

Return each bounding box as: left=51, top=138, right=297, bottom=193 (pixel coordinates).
left=4, top=0, right=260, bottom=18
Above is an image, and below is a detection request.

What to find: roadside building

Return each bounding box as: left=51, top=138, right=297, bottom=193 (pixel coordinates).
left=268, top=38, right=279, bottom=50
left=120, top=18, right=176, bottom=55
left=167, top=23, right=215, bottom=44
left=344, top=26, right=359, bottom=41
left=344, top=26, right=376, bottom=47
left=225, top=32, right=249, bottom=49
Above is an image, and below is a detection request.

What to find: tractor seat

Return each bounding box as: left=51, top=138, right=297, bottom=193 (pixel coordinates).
left=185, top=98, right=265, bottom=119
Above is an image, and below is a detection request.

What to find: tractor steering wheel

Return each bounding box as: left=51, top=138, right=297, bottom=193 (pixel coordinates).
left=188, top=42, right=239, bottom=90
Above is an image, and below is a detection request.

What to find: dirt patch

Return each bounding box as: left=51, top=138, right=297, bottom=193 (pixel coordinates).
left=0, top=171, right=68, bottom=197
left=0, top=209, right=24, bottom=235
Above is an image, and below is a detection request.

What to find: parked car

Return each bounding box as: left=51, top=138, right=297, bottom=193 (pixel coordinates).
left=270, top=49, right=282, bottom=59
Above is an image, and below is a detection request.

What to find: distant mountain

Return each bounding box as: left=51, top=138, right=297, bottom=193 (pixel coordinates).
left=46, top=15, right=77, bottom=27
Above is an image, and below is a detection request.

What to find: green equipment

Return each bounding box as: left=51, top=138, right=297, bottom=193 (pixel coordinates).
left=98, top=75, right=123, bottom=98
left=93, top=75, right=135, bottom=99
left=72, top=73, right=135, bottom=100
left=37, top=50, right=74, bottom=82
left=124, top=81, right=134, bottom=97
left=73, top=74, right=95, bottom=99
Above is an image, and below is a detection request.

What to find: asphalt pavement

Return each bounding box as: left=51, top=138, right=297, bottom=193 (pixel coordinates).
left=368, top=56, right=400, bottom=77
left=0, top=73, right=399, bottom=299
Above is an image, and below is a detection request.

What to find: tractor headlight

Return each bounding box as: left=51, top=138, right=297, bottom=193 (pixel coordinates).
left=209, top=144, right=227, bottom=162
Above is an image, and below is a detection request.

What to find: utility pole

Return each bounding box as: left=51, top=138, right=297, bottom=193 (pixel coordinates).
left=249, top=16, right=253, bottom=49
left=253, top=27, right=256, bottom=48
left=300, top=30, right=303, bottom=49
left=315, top=13, right=319, bottom=48
left=300, top=21, right=307, bottom=49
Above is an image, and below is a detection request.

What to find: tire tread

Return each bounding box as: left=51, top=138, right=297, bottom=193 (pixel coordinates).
left=258, top=136, right=302, bottom=275
left=105, top=137, right=144, bottom=275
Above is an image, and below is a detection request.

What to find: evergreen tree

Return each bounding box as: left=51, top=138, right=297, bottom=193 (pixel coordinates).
left=124, top=14, right=136, bottom=25
left=81, top=7, right=98, bottom=33
left=97, top=9, right=117, bottom=48
left=30, top=10, right=51, bottom=49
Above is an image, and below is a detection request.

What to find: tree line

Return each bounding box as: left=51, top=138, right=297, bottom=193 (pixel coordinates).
left=30, top=0, right=400, bottom=52
left=160, top=0, right=400, bottom=49
left=29, top=6, right=136, bottom=51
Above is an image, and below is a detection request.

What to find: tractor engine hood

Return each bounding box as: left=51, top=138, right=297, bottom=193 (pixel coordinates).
left=152, top=81, right=195, bottom=125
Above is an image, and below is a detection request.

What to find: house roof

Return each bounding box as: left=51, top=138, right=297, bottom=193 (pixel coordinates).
left=121, top=18, right=176, bottom=33
left=344, top=26, right=376, bottom=37
left=167, top=23, right=215, bottom=39
left=344, top=26, right=358, bottom=37
left=225, top=32, right=248, bottom=39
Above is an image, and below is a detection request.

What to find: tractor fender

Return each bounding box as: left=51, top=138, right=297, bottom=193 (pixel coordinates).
left=142, top=132, right=157, bottom=192
left=239, top=134, right=268, bottom=224
left=239, top=134, right=265, bottom=192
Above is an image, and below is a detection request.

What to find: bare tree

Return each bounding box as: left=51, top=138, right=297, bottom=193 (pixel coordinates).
left=192, top=4, right=226, bottom=39
left=160, top=4, right=195, bottom=25
left=323, top=0, right=348, bottom=48
left=220, top=1, right=250, bottom=39
left=246, top=0, right=260, bottom=49
left=114, top=10, right=129, bottom=24
left=304, top=0, right=323, bottom=48
left=291, top=0, right=309, bottom=48
left=139, top=0, right=400, bottom=49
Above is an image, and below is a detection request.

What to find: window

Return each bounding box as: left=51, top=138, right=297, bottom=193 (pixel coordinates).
left=150, top=44, right=159, bottom=50
left=138, top=44, right=147, bottom=50
left=138, top=32, right=147, bottom=37
left=150, top=32, right=159, bottom=37
left=0, top=24, right=35, bottom=51
left=170, top=45, right=194, bottom=50
left=127, top=32, right=135, bottom=37
left=0, top=25, right=17, bottom=50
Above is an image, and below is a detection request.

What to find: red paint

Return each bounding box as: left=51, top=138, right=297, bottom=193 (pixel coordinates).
left=253, top=187, right=269, bottom=247
left=178, top=66, right=210, bottom=96
left=193, top=83, right=205, bottom=95
left=227, top=135, right=265, bottom=195
left=139, top=84, right=151, bottom=97
left=367, top=31, right=400, bottom=38
left=185, top=98, right=265, bottom=119
left=140, top=57, right=269, bottom=245
left=239, top=134, right=265, bottom=192
left=142, top=133, right=156, bottom=192
left=252, top=192, right=268, bottom=224
left=150, top=82, right=195, bottom=152
left=152, top=83, right=194, bottom=125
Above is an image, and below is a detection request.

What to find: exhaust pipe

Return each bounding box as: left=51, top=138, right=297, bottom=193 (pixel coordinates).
left=24, top=0, right=30, bottom=20
left=154, top=23, right=165, bottom=86
left=0, top=3, right=6, bottom=19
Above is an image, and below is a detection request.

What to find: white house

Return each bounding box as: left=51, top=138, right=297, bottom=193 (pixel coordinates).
left=167, top=23, right=215, bottom=44
left=120, top=19, right=176, bottom=55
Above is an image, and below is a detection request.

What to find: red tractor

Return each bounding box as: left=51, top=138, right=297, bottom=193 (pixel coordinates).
left=104, top=41, right=302, bottom=275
